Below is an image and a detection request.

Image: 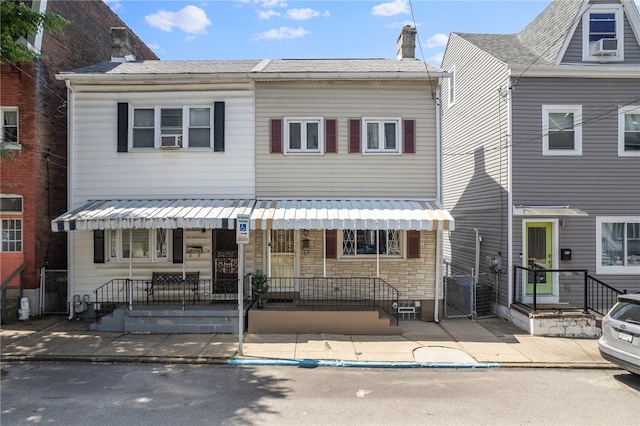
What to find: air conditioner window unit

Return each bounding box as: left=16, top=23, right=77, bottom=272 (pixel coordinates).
left=161, top=135, right=182, bottom=148
left=590, top=38, right=618, bottom=56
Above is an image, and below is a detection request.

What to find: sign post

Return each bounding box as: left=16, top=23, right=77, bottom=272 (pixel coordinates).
left=236, top=214, right=250, bottom=356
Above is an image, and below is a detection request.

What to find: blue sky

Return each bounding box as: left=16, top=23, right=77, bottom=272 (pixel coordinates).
left=101, top=0, right=627, bottom=66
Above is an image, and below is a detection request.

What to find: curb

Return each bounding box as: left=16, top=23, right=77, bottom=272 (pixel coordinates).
left=228, top=357, right=501, bottom=369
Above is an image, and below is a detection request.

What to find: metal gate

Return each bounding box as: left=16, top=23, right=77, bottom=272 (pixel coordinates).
left=39, top=268, right=68, bottom=314
left=443, top=267, right=492, bottom=319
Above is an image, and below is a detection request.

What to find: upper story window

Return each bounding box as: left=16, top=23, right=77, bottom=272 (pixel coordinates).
left=108, top=228, right=168, bottom=262
left=342, top=229, right=402, bottom=257
left=363, top=118, right=401, bottom=154
left=1, top=108, right=19, bottom=148
left=284, top=118, right=323, bottom=154
left=596, top=217, right=640, bottom=275
left=582, top=5, right=624, bottom=62
left=542, top=105, right=582, bottom=156
left=619, top=105, right=640, bottom=157
left=131, top=106, right=212, bottom=150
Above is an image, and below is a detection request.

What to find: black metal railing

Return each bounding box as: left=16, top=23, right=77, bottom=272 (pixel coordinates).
left=252, top=276, right=400, bottom=325
left=92, top=277, right=252, bottom=322
left=585, top=275, right=626, bottom=316
left=1, top=261, right=27, bottom=324
left=513, top=266, right=625, bottom=315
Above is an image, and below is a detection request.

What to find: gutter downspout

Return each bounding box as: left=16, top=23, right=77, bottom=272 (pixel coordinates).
left=434, top=83, right=443, bottom=322
left=506, top=76, right=514, bottom=308
left=64, top=79, right=75, bottom=317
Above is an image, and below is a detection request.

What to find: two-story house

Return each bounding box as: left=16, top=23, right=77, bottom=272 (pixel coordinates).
left=441, top=0, right=639, bottom=332
left=52, top=26, right=454, bottom=333
left=1, top=0, right=157, bottom=321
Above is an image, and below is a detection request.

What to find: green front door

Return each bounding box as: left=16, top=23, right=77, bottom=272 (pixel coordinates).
left=525, top=222, right=553, bottom=295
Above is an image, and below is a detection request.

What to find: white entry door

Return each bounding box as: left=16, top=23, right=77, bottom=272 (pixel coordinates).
left=269, top=229, right=296, bottom=290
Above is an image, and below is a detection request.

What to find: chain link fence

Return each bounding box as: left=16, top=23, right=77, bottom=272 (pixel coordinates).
left=443, top=263, right=493, bottom=319
left=39, top=268, right=68, bottom=315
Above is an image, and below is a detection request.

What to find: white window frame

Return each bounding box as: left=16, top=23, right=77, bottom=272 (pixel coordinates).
left=596, top=216, right=640, bottom=275
left=581, top=4, right=624, bottom=62
left=362, top=117, right=402, bottom=154
left=1, top=218, right=22, bottom=253
left=284, top=117, right=324, bottom=154
left=340, top=229, right=403, bottom=259
left=542, top=105, right=582, bottom=156
left=448, top=66, right=455, bottom=107
left=1, top=107, right=20, bottom=149
left=129, top=105, right=213, bottom=150
left=0, top=194, right=23, bottom=253
left=618, top=105, right=640, bottom=157
left=108, top=228, right=170, bottom=262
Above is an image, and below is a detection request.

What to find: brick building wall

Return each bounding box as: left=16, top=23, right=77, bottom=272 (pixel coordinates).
left=1, top=1, right=158, bottom=290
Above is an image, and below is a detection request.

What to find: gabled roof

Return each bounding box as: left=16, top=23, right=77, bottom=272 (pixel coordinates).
left=452, top=0, right=640, bottom=67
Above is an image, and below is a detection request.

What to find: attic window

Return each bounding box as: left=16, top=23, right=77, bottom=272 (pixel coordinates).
left=582, top=5, right=624, bottom=62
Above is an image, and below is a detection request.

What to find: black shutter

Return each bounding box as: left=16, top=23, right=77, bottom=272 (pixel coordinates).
left=117, top=102, right=128, bottom=152
left=93, top=230, right=105, bottom=263
left=214, top=101, right=225, bottom=152
left=172, top=228, right=184, bottom=264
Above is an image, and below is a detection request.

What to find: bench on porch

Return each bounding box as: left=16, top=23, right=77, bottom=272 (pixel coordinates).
left=145, top=272, right=200, bottom=304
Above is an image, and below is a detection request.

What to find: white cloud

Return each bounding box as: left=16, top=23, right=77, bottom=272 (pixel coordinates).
left=426, top=33, right=448, bottom=48
left=284, top=8, right=329, bottom=20
left=185, top=35, right=196, bottom=42
left=253, top=26, right=309, bottom=40
left=145, top=5, right=212, bottom=34
left=429, top=52, right=444, bottom=66
left=104, top=0, right=122, bottom=11
left=388, top=20, right=420, bottom=29
left=258, top=10, right=281, bottom=20
left=371, top=0, right=409, bottom=17
left=147, top=43, right=160, bottom=51
left=238, top=0, right=287, bottom=8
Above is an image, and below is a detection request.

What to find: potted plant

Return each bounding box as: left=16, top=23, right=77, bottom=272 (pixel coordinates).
left=251, top=270, right=269, bottom=309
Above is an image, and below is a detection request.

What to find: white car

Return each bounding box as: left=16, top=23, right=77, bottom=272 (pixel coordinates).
left=598, top=293, right=640, bottom=375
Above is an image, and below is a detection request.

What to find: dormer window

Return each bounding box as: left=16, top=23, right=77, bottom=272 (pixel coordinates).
left=582, top=5, right=624, bottom=62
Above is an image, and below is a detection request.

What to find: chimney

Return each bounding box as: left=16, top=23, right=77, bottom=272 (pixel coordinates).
left=110, top=27, right=136, bottom=62
left=397, top=25, right=416, bottom=60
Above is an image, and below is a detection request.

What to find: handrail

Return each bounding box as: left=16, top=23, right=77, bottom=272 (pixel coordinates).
left=585, top=274, right=625, bottom=316
left=1, top=261, right=28, bottom=290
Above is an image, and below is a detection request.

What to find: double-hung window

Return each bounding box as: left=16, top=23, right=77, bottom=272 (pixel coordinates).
left=284, top=118, right=322, bottom=154
left=342, top=230, right=401, bottom=257
left=108, top=228, right=168, bottom=262
left=1, top=195, right=23, bottom=253
left=596, top=217, right=640, bottom=274
left=618, top=105, right=640, bottom=156
left=542, top=105, right=582, bottom=156
left=1, top=108, right=19, bottom=147
left=582, top=5, right=623, bottom=61
left=363, top=118, right=401, bottom=154
left=131, top=106, right=212, bottom=149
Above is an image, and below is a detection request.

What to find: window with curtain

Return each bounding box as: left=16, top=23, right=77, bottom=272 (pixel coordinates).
left=597, top=217, right=640, bottom=273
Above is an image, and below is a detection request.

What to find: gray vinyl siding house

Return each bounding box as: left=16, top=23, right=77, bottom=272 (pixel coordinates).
left=442, top=0, right=640, bottom=321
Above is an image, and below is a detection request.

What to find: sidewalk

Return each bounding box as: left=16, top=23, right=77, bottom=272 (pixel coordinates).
left=0, top=315, right=614, bottom=369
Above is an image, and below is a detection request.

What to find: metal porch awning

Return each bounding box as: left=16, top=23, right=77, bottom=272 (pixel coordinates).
left=513, top=206, right=589, bottom=217
left=250, top=199, right=454, bottom=231
left=51, top=199, right=255, bottom=231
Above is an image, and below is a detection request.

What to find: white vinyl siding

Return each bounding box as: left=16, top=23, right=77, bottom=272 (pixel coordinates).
left=70, top=83, right=255, bottom=200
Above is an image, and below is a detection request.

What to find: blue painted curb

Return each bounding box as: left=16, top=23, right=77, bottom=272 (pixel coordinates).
left=228, top=358, right=500, bottom=369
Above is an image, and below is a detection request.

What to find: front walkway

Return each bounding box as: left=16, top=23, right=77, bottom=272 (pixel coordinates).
left=0, top=315, right=611, bottom=368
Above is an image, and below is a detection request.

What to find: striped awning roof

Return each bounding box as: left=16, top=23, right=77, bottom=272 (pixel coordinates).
left=250, top=199, right=454, bottom=231
left=51, top=199, right=255, bottom=231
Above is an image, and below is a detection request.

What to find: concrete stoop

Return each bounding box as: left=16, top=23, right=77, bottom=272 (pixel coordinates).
left=247, top=308, right=401, bottom=334
left=510, top=305, right=601, bottom=338
left=90, top=306, right=240, bottom=334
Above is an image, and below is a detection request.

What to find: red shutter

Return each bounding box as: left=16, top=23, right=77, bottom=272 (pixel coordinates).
left=348, top=119, right=361, bottom=153
left=325, top=119, right=337, bottom=153
left=406, top=230, right=420, bottom=259
left=270, top=119, right=283, bottom=153
left=403, top=119, right=415, bottom=154
left=325, top=229, right=338, bottom=259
